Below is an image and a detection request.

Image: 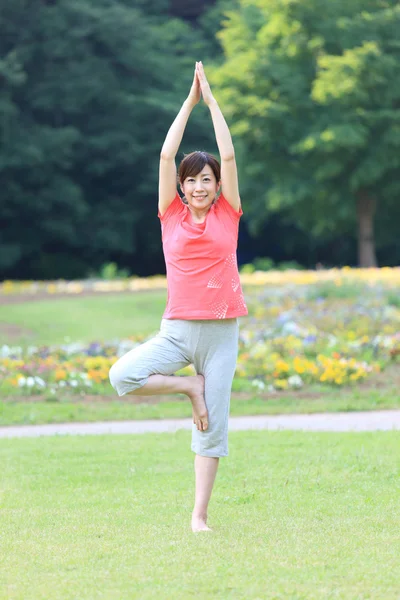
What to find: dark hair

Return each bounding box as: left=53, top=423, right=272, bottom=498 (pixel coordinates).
left=178, top=151, right=221, bottom=184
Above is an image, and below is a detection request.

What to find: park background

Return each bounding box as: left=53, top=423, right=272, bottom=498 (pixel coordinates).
left=1, top=1, right=400, bottom=598
left=1, top=0, right=400, bottom=281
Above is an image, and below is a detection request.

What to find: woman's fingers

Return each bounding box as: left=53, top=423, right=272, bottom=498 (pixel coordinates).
left=196, top=61, right=206, bottom=76
left=187, top=63, right=201, bottom=106
left=195, top=62, right=214, bottom=105
left=197, top=62, right=210, bottom=88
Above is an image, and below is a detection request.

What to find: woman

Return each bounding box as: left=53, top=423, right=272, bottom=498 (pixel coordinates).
left=109, top=61, right=248, bottom=532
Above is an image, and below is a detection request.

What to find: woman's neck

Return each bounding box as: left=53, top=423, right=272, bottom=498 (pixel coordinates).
left=187, top=205, right=211, bottom=223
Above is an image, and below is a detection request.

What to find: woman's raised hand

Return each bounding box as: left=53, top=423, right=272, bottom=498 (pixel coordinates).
left=187, top=64, right=201, bottom=108
left=196, top=61, right=215, bottom=106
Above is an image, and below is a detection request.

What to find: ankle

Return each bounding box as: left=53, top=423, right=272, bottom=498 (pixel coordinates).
left=181, top=375, right=198, bottom=398
left=192, top=509, right=207, bottom=521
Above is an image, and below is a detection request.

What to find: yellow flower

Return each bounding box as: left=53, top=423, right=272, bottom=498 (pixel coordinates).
left=84, top=356, right=112, bottom=370
left=55, top=369, right=67, bottom=381
left=274, top=379, right=289, bottom=390
left=87, top=369, right=108, bottom=383
left=275, top=359, right=290, bottom=373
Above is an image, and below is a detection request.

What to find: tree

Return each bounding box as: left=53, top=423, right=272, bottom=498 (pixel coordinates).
left=211, top=0, right=400, bottom=266
left=0, top=0, right=215, bottom=279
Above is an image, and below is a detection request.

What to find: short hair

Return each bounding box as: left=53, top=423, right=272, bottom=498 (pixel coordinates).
left=178, top=151, right=221, bottom=184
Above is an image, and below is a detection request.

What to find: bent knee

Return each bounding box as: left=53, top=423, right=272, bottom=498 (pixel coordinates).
left=109, top=361, right=121, bottom=391
left=109, top=359, right=148, bottom=396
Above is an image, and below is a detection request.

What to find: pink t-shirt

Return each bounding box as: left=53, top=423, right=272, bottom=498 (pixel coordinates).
left=158, top=191, right=248, bottom=320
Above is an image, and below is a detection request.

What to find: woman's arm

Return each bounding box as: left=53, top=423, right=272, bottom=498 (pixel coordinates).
left=159, top=65, right=201, bottom=216
left=196, top=62, right=241, bottom=212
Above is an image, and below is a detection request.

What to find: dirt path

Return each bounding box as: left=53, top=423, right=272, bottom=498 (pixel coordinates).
left=1, top=410, right=400, bottom=439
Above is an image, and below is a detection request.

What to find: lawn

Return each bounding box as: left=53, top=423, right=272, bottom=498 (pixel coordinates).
left=1, top=431, right=400, bottom=599
left=0, top=291, right=167, bottom=345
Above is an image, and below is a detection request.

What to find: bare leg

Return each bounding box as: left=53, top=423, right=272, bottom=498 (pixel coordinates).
left=127, top=374, right=208, bottom=431
left=191, top=455, right=219, bottom=532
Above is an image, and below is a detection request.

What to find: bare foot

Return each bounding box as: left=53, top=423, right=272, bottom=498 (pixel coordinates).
left=186, top=375, right=208, bottom=431
left=191, top=514, right=212, bottom=533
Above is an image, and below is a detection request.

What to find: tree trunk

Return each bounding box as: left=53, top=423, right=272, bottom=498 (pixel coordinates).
left=356, top=191, right=377, bottom=268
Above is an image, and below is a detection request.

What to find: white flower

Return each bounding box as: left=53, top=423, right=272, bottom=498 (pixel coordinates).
left=288, top=375, right=303, bottom=388
left=26, top=377, right=35, bottom=387
left=18, top=376, right=26, bottom=387
left=34, top=376, right=46, bottom=388
left=251, top=379, right=265, bottom=390
left=70, top=380, right=78, bottom=387
left=58, top=381, right=66, bottom=387
left=282, top=321, right=302, bottom=336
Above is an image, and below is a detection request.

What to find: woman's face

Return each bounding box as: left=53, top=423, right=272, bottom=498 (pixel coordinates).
left=181, top=166, right=220, bottom=212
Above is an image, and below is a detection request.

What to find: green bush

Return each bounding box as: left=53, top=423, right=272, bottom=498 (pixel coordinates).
left=240, top=257, right=275, bottom=273
left=253, top=257, right=275, bottom=271
left=239, top=263, right=256, bottom=274
left=88, top=262, right=130, bottom=280
left=276, top=260, right=304, bottom=271
left=240, top=258, right=304, bottom=274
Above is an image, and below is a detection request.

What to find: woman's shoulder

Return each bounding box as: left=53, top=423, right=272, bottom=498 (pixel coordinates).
left=158, top=192, right=185, bottom=222
left=214, top=192, right=243, bottom=222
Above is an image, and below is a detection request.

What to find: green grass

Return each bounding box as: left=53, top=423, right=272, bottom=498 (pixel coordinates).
left=1, top=291, right=167, bottom=346
left=1, top=384, right=400, bottom=426
left=1, top=432, right=399, bottom=599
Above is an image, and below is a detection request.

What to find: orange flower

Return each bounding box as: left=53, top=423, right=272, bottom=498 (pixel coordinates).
left=55, top=369, right=67, bottom=381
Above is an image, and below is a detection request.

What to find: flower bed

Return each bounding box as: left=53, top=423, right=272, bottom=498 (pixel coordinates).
left=1, top=273, right=399, bottom=395
left=1, top=266, right=400, bottom=297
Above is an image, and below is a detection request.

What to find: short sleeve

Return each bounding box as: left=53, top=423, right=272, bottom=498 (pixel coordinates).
left=216, top=192, right=243, bottom=224
left=158, top=192, right=184, bottom=222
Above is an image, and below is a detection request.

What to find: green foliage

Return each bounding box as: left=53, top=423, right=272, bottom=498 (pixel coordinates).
left=212, top=0, right=400, bottom=265
left=1, top=0, right=399, bottom=277
left=253, top=256, right=275, bottom=271
left=239, top=263, right=256, bottom=274
left=0, top=0, right=217, bottom=279
left=88, top=262, right=130, bottom=280
left=240, top=257, right=303, bottom=273
left=277, top=260, right=304, bottom=271
left=240, top=257, right=275, bottom=272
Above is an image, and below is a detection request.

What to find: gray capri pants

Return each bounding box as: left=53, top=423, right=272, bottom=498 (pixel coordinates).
left=109, top=318, right=239, bottom=458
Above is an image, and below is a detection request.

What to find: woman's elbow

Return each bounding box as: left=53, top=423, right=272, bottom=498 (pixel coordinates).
left=160, top=150, right=175, bottom=161
left=221, top=152, right=235, bottom=162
